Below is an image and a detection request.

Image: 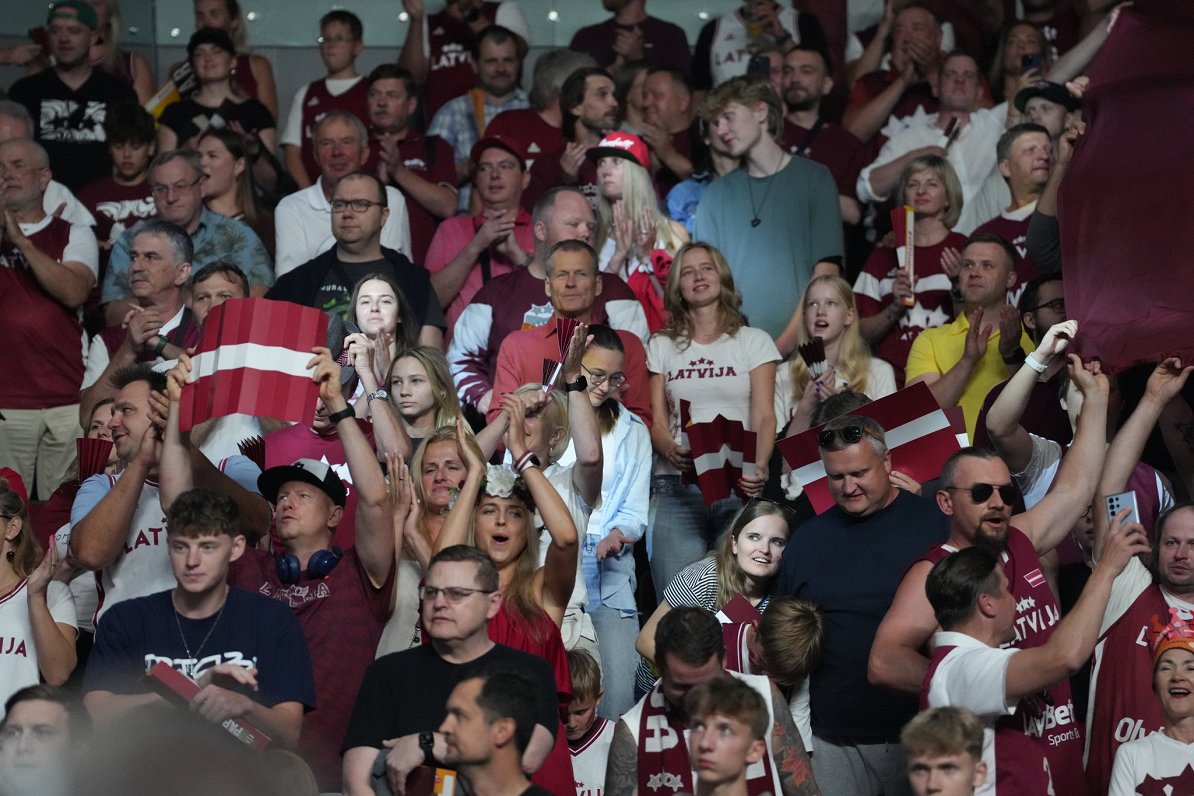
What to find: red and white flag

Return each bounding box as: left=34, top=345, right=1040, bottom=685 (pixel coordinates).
left=680, top=400, right=757, bottom=506
left=776, top=382, right=962, bottom=513
left=716, top=594, right=762, bottom=674
left=179, top=298, right=329, bottom=432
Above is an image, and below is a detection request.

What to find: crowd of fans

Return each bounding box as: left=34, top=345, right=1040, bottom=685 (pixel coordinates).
left=0, top=0, right=1189, bottom=795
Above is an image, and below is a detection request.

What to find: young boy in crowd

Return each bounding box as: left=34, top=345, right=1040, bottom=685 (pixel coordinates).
left=279, top=10, right=370, bottom=189
left=567, top=648, right=615, bottom=796
left=684, top=677, right=770, bottom=796
left=900, top=707, right=988, bottom=796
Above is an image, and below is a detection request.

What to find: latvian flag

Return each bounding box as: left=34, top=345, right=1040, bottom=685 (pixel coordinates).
left=179, top=298, right=329, bottom=432
left=680, top=400, right=757, bottom=506
left=716, top=594, right=762, bottom=674
left=776, top=382, right=962, bottom=513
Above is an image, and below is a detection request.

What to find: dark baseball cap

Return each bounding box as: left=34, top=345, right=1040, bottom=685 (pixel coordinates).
left=258, top=458, right=347, bottom=507
left=187, top=27, right=237, bottom=59
left=1013, top=81, right=1079, bottom=113
left=470, top=135, right=526, bottom=170
left=48, top=1, right=98, bottom=30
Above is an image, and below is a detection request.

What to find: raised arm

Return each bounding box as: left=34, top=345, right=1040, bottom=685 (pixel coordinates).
left=868, top=559, right=938, bottom=693
left=986, top=320, right=1076, bottom=473
left=1093, top=358, right=1193, bottom=559
left=1019, top=355, right=1108, bottom=555
left=310, top=348, right=395, bottom=587
left=70, top=429, right=157, bottom=571
left=502, top=395, right=578, bottom=624
left=432, top=418, right=485, bottom=553
left=1006, top=510, right=1148, bottom=701
left=25, top=546, right=77, bottom=686
left=563, top=325, right=603, bottom=507
left=397, top=0, right=428, bottom=85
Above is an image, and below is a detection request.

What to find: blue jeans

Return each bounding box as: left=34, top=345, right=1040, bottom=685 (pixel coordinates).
left=648, top=476, right=742, bottom=603
left=587, top=603, right=639, bottom=720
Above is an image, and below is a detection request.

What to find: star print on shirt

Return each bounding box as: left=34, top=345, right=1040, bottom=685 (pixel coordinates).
left=1136, top=764, right=1194, bottom=796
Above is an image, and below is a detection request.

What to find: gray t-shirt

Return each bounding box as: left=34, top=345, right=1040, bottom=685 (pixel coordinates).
left=692, top=155, right=843, bottom=338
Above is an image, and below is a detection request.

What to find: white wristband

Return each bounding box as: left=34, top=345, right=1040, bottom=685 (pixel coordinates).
left=1024, top=353, right=1049, bottom=374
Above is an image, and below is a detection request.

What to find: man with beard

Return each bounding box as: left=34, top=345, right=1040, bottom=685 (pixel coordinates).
left=527, top=67, right=618, bottom=208
left=870, top=357, right=1111, bottom=693
left=428, top=25, right=529, bottom=209
left=780, top=46, right=864, bottom=226
left=920, top=513, right=1147, bottom=795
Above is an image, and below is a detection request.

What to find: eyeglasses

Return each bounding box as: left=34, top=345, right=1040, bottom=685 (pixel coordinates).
left=945, top=483, right=1017, bottom=504
left=582, top=364, right=626, bottom=390
left=1029, top=298, right=1065, bottom=313
left=331, top=198, right=385, bottom=213
left=818, top=425, right=884, bottom=449
left=418, top=585, right=495, bottom=603
left=151, top=177, right=203, bottom=198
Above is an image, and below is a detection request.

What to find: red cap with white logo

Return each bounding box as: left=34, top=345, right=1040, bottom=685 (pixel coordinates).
left=585, top=132, right=649, bottom=169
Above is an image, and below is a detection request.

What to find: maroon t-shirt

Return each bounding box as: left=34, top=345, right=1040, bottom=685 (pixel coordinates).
left=526, top=150, right=599, bottom=211
left=298, top=78, right=371, bottom=182
left=0, top=218, right=85, bottom=408
left=261, top=419, right=374, bottom=550
left=782, top=118, right=867, bottom=198
left=229, top=547, right=395, bottom=791
left=973, top=210, right=1040, bottom=308
left=366, top=129, right=458, bottom=264
left=422, top=2, right=501, bottom=120
left=76, top=177, right=155, bottom=251
left=484, top=107, right=563, bottom=174
left=569, top=16, right=692, bottom=74
left=853, top=231, right=966, bottom=385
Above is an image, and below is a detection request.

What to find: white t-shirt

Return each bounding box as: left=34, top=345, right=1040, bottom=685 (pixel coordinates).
left=775, top=355, right=896, bottom=432
left=647, top=328, right=780, bottom=476
left=1013, top=434, right=1172, bottom=515
left=0, top=579, right=77, bottom=711
left=1109, top=729, right=1194, bottom=796
left=19, top=215, right=99, bottom=277
left=925, top=631, right=1017, bottom=796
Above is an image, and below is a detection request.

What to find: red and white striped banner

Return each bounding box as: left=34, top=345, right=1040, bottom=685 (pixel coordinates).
left=680, top=400, right=757, bottom=506
left=776, top=382, right=962, bottom=513
left=178, top=298, right=329, bottom=432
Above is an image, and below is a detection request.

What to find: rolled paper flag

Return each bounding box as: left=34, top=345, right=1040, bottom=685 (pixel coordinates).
left=891, top=205, right=916, bottom=307
left=77, top=437, right=115, bottom=481
left=237, top=435, right=266, bottom=471
left=797, top=337, right=827, bottom=378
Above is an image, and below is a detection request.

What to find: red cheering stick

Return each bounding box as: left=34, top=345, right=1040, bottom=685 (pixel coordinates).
left=144, top=663, right=271, bottom=750
left=797, top=337, right=827, bottom=378
left=555, top=315, right=580, bottom=360
left=76, top=437, right=114, bottom=481
left=541, top=358, right=562, bottom=393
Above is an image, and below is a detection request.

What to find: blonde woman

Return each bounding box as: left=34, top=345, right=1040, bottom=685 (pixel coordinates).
left=777, top=275, right=896, bottom=435
left=647, top=241, right=779, bottom=599
left=385, top=346, right=465, bottom=454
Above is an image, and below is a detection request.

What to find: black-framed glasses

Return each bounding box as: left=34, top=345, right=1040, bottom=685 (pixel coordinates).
left=1029, top=298, right=1065, bottom=313
left=331, top=199, right=385, bottom=213
left=945, top=484, right=1017, bottom=504
left=582, top=364, right=626, bottom=390
left=818, top=425, right=883, bottom=449
left=418, top=585, right=495, bottom=603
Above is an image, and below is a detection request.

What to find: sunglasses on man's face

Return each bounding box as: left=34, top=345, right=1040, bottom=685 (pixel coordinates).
left=818, top=425, right=883, bottom=449
left=945, top=483, right=1017, bottom=504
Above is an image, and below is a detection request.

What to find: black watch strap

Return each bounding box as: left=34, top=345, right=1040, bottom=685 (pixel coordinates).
left=328, top=406, right=355, bottom=424
left=564, top=375, right=587, bottom=393
left=419, top=731, right=436, bottom=766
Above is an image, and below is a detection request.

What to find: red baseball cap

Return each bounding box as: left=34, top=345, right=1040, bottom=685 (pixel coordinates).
left=586, top=132, right=649, bottom=169
left=470, top=135, right=526, bottom=170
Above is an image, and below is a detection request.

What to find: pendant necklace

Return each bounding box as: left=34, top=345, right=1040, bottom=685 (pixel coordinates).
left=747, top=149, right=787, bottom=228
left=174, top=590, right=227, bottom=677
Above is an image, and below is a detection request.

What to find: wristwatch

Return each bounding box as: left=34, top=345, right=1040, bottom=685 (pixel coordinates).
left=366, top=389, right=389, bottom=403
left=563, top=375, right=588, bottom=393
left=419, top=731, right=436, bottom=766
left=328, top=406, right=355, bottom=424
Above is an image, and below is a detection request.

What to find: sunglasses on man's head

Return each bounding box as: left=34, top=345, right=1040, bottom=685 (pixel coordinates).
left=945, top=483, right=1017, bottom=504
left=818, top=425, right=883, bottom=449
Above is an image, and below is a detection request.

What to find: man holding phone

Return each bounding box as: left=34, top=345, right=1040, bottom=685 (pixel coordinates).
left=1080, top=358, right=1193, bottom=794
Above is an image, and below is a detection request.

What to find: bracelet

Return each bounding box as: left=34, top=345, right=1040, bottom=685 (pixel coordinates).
left=514, top=451, right=541, bottom=474
left=1024, top=353, right=1049, bottom=374
left=328, top=406, right=355, bottom=424
left=152, top=336, right=169, bottom=358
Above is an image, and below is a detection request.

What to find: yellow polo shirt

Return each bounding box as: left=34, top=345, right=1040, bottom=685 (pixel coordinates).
left=905, top=313, right=1036, bottom=441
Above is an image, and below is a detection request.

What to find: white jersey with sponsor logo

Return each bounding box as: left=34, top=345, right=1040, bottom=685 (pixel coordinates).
left=570, top=716, right=615, bottom=796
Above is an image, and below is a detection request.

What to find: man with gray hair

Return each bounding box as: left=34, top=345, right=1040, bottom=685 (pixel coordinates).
left=100, top=149, right=272, bottom=326
left=775, top=414, right=948, bottom=795
left=275, top=110, right=411, bottom=276
left=79, top=219, right=198, bottom=424
left=0, top=100, right=95, bottom=228
left=0, top=136, right=99, bottom=498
